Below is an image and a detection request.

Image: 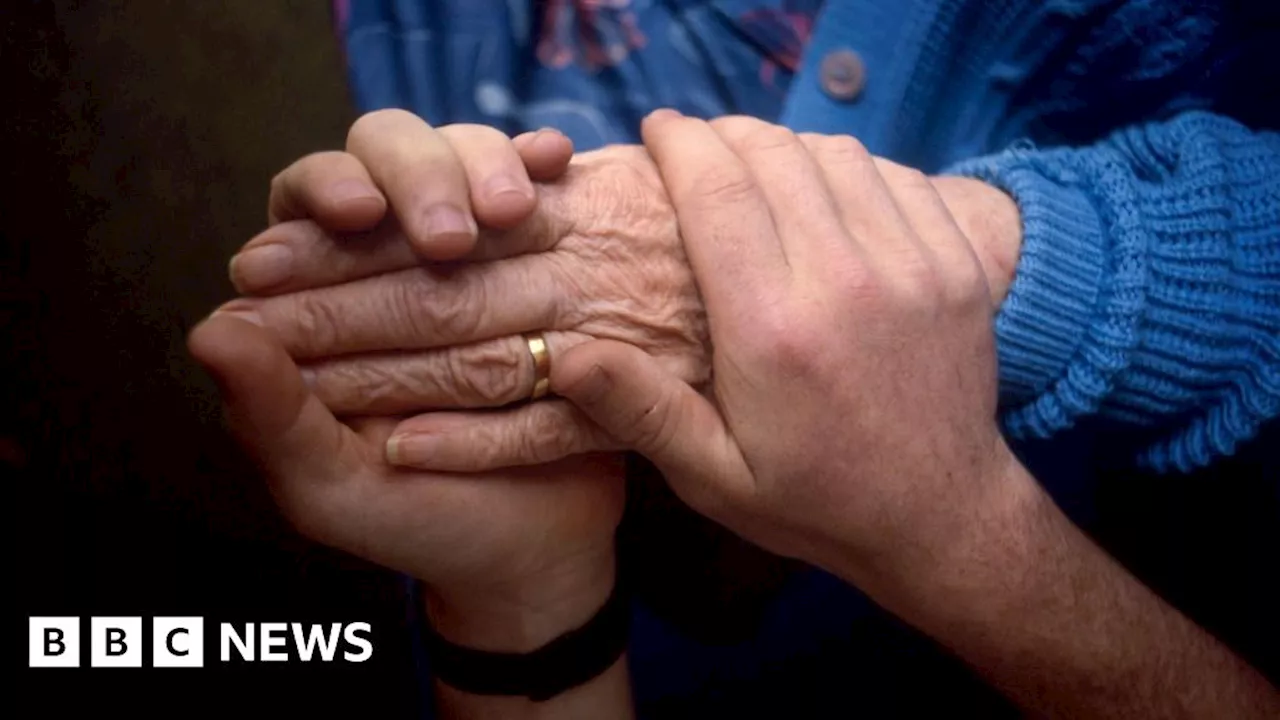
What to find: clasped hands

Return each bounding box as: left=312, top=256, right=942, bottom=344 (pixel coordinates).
left=189, top=108, right=1030, bottom=654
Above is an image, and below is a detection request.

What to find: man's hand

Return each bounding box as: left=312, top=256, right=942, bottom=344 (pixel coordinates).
left=549, top=111, right=1280, bottom=719
left=552, top=110, right=1012, bottom=587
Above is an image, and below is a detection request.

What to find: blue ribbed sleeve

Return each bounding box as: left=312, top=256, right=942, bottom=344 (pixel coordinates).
left=949, top=111, right=1280, bottom=473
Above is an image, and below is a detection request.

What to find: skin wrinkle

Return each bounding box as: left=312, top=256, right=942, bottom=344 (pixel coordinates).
left=443, top=340, right=525, bottom=407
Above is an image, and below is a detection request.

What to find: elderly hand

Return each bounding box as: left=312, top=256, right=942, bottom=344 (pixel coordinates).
left=226, top=111, right=1020, bottom=473
left=224, top=111, right=708, bottom=471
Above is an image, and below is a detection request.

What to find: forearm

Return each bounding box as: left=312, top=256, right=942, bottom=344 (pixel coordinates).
left=851, top=458, right=1280, bottom=717
left=425, top=556, right=634, bottom=720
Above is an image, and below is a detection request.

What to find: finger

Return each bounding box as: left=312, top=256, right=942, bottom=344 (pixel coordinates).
left=797, top=133, right=923, bottom=260
left=301, top=330, right=590, bottom=416
left=267, top=151, right=388, bottom=232
left=384, top=400, right=620, bottom=472
left=552, top=339, right=754, bottom=514
left=218, top=257, right=562, bottom=360
left=346, top=109, right=479, bottom=261
left=230, top=220, right=418, bottom=296
left=186, top=313, right=366, bottom=499
left=512, top=128, right=575, bottom=182
left=230, top=200, right=569, bottom=297
left=871, top=156, right=979, bottom=272
left=641, top=109, right=788, bottom=310
left=710, top=118, right=855, bottom=273
left=438, top=124, right=538, bottom=230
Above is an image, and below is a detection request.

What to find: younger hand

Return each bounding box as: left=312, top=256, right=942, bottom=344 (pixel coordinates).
left=554, top=112, right=1021, bottom=596
left=232, top=108, right=576, bottom=293
left=187, top=314, right=624, bottom=650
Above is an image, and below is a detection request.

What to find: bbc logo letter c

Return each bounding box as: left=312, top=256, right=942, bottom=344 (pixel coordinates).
left=153, top=617, right=204, bottom=667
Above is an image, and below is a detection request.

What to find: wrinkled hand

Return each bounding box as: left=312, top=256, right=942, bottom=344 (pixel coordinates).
left=552, top=112, right=1019, bottom=597
left=224, top=111, right=708, bottom=471
left=225, top=112, right=1019, bottom=473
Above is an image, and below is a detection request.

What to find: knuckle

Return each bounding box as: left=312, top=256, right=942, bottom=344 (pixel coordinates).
left=340, top=362, right=402, bottom=412
left=392, top=271, right=489, bottom=342
left=766, top=323, right=824, bottom=373
left=888, top=260, right=945, bottom=309
left=738, top=122, right=802, bottom=156
left=708, top=115, right=762, bottom=140
left=895, top=166, right=932, bottom=193
left=442, top=341, right=524, bottom=406
left=695, top=170, right=759, bottom=208
left=346, top=108, right=414, bottom=151
left=515, top=407, right=577, bottom=464
left=290, top=292, right=342, bottom=356
left=744, top=302, right=821, bottom=371
left=817, top=134, right=871, bottom=166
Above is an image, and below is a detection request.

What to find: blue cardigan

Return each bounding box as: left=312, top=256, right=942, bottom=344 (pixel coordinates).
left=336, top=0, right=1280, bottom=714
left=336, top=0, right=1279, bottom=473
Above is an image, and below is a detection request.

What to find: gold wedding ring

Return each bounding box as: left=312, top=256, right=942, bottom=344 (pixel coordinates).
left=524, top=332, right=551, bottom=400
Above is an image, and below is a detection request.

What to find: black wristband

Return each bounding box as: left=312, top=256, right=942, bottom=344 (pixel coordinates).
left=421, top=581, right=628, bottom=702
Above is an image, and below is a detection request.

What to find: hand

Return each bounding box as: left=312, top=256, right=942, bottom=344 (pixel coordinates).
left=252, top=108, right=576, bottom=270
left=188, top=314, right=624, bottom=651
left=552, top=113, right=1280, bottom=720
left=550, top=111, right=1019, bottom=595
left=223, top=117, right=1020, bottom=473
left=222, top=114, right=708, bottom=472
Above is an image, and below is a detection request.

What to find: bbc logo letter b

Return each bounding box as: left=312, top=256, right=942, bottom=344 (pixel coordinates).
left=30, top=617, right=80, bottom=667
left=153, top=617, right=203, bottom=667
left=91, top=617, right=142, bottom=668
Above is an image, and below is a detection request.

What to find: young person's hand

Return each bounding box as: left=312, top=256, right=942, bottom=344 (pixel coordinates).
left=552, top=110, right=1280, bottom=720
left=232, top=108, right=576, bottom=294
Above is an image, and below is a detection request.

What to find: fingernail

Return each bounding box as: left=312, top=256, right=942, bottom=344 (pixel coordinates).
left=298, top=366, right=317, bottom=389
left=484, top=175, right=533, bottom=202
left=214, top=308, right=264, bottom=327
left=229, top=244, right=293, bottom=290
left=386, top=434, right=439, bottom=467
left=329, top=179, right=380, bottom=204
left=537, top=126, right=563, bottom=136
left=647, top=108, right=682, bottom=122
left=422, top=204, right=476, bottom=241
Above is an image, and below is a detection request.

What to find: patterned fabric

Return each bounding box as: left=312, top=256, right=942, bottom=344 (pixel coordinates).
left=333, top=0, right=823, bottom=148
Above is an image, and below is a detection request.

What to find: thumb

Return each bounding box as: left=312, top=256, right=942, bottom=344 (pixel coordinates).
left=187, top=312, right=357, bottom=493
left=551, top=340, right=753, bottom=511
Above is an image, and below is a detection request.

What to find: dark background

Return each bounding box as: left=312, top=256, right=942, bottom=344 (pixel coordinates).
left=5, top=1, right=1278, bottom=718
left=6, top=1, right=417, bottom=715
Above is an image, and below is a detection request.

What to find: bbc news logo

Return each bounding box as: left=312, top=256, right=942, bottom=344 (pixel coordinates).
left=29, top=617, right=372, bottom=667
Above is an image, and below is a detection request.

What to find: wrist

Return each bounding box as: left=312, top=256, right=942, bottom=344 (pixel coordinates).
left=424, top=549, right=618, bottom=653
left=871, top=447, right=1055, bottom=629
